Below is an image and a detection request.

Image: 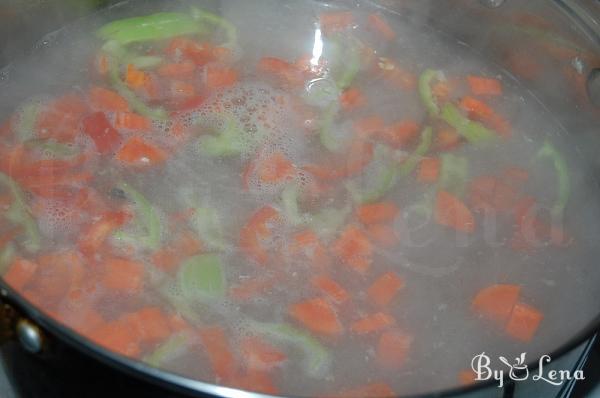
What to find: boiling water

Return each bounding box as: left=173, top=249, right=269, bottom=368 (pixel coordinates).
left=0, top=0, right=599, bottom=396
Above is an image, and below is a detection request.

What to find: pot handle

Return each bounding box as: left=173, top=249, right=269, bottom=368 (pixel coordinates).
left=0, top=293, right=45, bottom=353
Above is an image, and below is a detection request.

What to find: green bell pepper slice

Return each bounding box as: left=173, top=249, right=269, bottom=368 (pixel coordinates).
left=178, top=253, right=225, bottom=300
left=108, top=59, right=168, bottom=120
left=199, top=116, right=246, bottom=157
left=190, top=207, right=229, bottom=252
left=399, top=126, right=433, bottom=177
left=97, top=12, right=206, bottom=45
left=440, top=103, right=495, bottom=144
left=251, top=321, right=331, bottom=378
left=438, top=153, right=469, bottom=197
left=419, top=69, right=443, bottom=116
left=118, top=183, right=162, bottom=250
left=0, top=173, right=41, bottom=253
left=536, top=141, right=570, bottom=220
left=144, top=333, right=190, bottom=368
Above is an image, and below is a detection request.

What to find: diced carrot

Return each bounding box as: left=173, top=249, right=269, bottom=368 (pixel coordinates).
left=0, top=227, right=21, bottom=250
left=240, top=206, right=280, bottom=265
left=366, top=224, right=398, bottom=248
left=380, top=120, right=420, bottom=148
left=171, top=95, right=206, bottom=114
left=241, top=336, right=287, bottom=371
left=356, top=202, right=400, bottom=225
left=468, top=175, right=519, bottom=214
left=458, top=369, right=478, bottom=385
left=82, top=111, right=122, bottom=154
left=229, top=276, right=277, bottom=300
left=340, top=88, right=366, bottom=111
left=505, top=302, right=543, bottom=342
left=376, top=58, right=417, bottom=91
left=257, top=152, right=296, bottom=183
left=501, top=167, right=529, bottom=186
left=198, top=326, right=237, bottom=381
left=3, top=257, right=38, bottom=291
left=326, top=382, right=395, bottom=398
left=367, top=272, right=405, bottom=307
left=289, top=230, right=331, bottom=268
left=459, top=96, right=511, bottom=138
left=157, top=61, right=196, bottom=78
left=125, top=64, right=148, bottom=89
left=376, top=329, right=413, bottom=370
left=152, top=230, right=202, bottom=272
left=168, top=314, right=190, bottom=332
left=258, top=57, right=304, bottom=87
left=79, top=211, right=130, bottom=256
left=102, top=258, right=144, bottom=292
left=89, top=86, right=129, bottom=112
left=332, top=225, right=373, bottom=273
left=88, top=319, right=141, bottom=358
left=467, top=75, right=503, bottom=96
left=367, top=13, right=396, bottom=41
left=123, top=307, right=171, bottom=345
left=435, top=190, right=476, bottom=233
left=289, top=297, right=343, bottom=336
left=471, top=284, right=521, bottom=326
left=115, top=136, right=168, bottom=167
left=418, top=158, right=441, bottom=183
left=435, top=128, right=462, bottom=151
left=234, top=370, right=279, bottom=395
left=30, top=251, right=85, bottom=305
left=169, top=80, right=196, bottom=99
left=351, top=312, right=395, bottom=334
left=432, top=78, right=459, bottom=103
left=36, top=94, right=89, bottom=142
left=302, top=140, right=373, bottom=181
left=311, top=275, right=349, bottom=304
left=319, top=11, right=354, bottom=34
left=114, top=112, right=152, bottom=131
left=353, top=116, right=385, bottom=138
left=205, top=66, right=238, bottom=89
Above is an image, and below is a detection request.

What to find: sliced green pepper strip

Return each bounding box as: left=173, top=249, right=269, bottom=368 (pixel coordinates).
left=108, top=60, right=168, bottom=120
left=330, top=37, right=361, bottom=90
left=318, top=103, right=340, bottom=153
left=119, top=183, right=161, bottom=250
left=16, top=102, right=40, bottom=142
left=281, top=184, right=308, bottom=226
left=536, top=141, right=570, bottom=220
left=438, top=154, right=469, bottom=197
left=399, top=126, right=433, bottom=177
left=419, top=69, right=442, bottom=116
left=102, top=41, right=164, bottom=70
left=0, top=173, right=40, bottom=253
left=144, top=333, right=189, bottom=368
left=347, top=144, right=398, bottom=204
left=440, top=103, right=495, bottom=144
left=309, top=205, right=350, bottom=241
left=0, top=244, right=16, bottom=275
left=178, top=254, right=225, bottom=300
left=191, top=7, right=237, bottom=49
left=199, top=116, right=245, bottom=157
left=97, top=12, right=206, bottom=45
left=251, top=322, right=331, bottom=378
left=25, top=139, right=78, bottom=157
left=129, top=55, right=164, bottom=70
left=190, top=207, right=229, bottom=251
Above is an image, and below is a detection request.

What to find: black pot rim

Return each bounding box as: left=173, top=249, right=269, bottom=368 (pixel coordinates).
left=1, top=281, right=599, bottom=398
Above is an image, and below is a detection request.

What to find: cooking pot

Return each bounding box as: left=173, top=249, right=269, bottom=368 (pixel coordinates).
left=0, top=0, right=598, bottom=397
